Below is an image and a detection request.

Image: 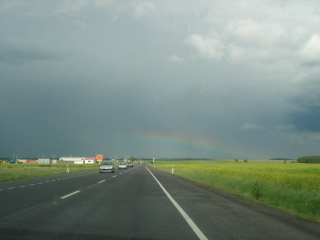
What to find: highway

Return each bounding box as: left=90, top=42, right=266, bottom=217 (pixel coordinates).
left=0, top=164, right=319, bottom=239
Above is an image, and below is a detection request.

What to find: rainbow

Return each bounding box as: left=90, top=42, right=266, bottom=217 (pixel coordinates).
left=115, top=131, right=265, bottom=159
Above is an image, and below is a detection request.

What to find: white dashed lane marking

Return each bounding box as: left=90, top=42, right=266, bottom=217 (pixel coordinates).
left=60, top=190, right=81, bottom=199
left=0, top=171, right=110, bottom=192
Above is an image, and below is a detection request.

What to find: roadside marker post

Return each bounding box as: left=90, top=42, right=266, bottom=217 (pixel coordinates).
left=172, top=165, right=174, bottom=174
left=67, top=165, right=69, bottom=173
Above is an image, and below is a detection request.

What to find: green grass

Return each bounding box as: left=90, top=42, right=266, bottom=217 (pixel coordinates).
left=0, top=164, right=99, bottom=182
left=152, top=159, right=320, bottom=223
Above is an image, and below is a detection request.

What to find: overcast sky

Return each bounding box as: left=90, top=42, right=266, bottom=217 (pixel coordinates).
left=1, top=0, right=320, bottom=159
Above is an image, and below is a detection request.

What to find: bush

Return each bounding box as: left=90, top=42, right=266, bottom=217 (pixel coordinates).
left=244, top=159, right=248, bottom=162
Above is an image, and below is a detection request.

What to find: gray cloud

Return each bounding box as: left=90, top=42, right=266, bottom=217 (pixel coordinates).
left=241, top=123, right=267, bottom=131
left=0, top=41, right=63, bottom=64
left=1, top=0, right=320, bottom=159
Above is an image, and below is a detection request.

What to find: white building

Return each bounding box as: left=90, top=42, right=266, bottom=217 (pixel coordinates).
left=84, top=159, right=95, bottom=164
left=59, top=157, right=96, bottom=164
left=59, top=157, right=85, bottom=162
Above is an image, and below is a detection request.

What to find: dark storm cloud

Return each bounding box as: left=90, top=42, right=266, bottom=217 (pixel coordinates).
left=1, top=0, right=320, bottom=159
left=0, top=41, right=63, bottom=64
left=289, top=106, right=320, bottom=131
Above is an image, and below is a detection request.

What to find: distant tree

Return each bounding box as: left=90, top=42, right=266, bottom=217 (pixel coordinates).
left=283, top=160, right=286, bottom=163
left=129, top=157, right=136, bottom=162
left=244, top=159, right=248, bottom=162
left=235, top=159, right=238, bottom=162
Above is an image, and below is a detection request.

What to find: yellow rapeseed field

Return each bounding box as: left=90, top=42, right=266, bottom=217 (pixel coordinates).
left=156, top=161, right=320, bottom=191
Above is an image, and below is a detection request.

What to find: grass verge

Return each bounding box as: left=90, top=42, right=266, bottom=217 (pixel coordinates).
left=0, top=164, right=99, bottom=182
left=152, top=160, right=320, bottom=223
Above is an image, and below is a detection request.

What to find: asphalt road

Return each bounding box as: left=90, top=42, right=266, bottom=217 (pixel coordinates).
left=0, top=164, right=319, bottom=240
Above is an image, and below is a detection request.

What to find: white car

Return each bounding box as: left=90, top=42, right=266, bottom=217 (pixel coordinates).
left=118, top=162, right=127, bottom=170
left=99, top=162, right=115, bottom=173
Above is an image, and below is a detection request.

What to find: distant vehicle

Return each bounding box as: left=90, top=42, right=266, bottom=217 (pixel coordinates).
left=118, top=162, right=127, bottom=170
left=127, top=162, right=133, bottom=167
left=99, top=162, right=115, bottom=173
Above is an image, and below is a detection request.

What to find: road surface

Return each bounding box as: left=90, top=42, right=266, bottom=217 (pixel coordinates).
left=0, top=164, right=319, bottom=239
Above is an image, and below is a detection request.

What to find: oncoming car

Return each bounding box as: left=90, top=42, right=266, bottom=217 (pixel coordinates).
left=99, top=162, right=115, bottom=173
left=118, top=162, right=128, bottom=170
left=127, top=162, right=133, bottom=167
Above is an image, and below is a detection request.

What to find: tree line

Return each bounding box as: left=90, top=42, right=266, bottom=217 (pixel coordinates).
left=297, top=156, right=320, bottom=163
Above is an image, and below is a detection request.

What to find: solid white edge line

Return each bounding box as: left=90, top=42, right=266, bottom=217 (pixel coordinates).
left=146, top=166, right=208, bottom=240
left=60, top=190, right=81, bottom=199
left=98, top=180, right=105, bottom=183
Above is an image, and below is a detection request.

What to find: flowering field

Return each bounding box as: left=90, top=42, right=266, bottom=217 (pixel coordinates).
left=153, top=160, right=320, bottom=223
